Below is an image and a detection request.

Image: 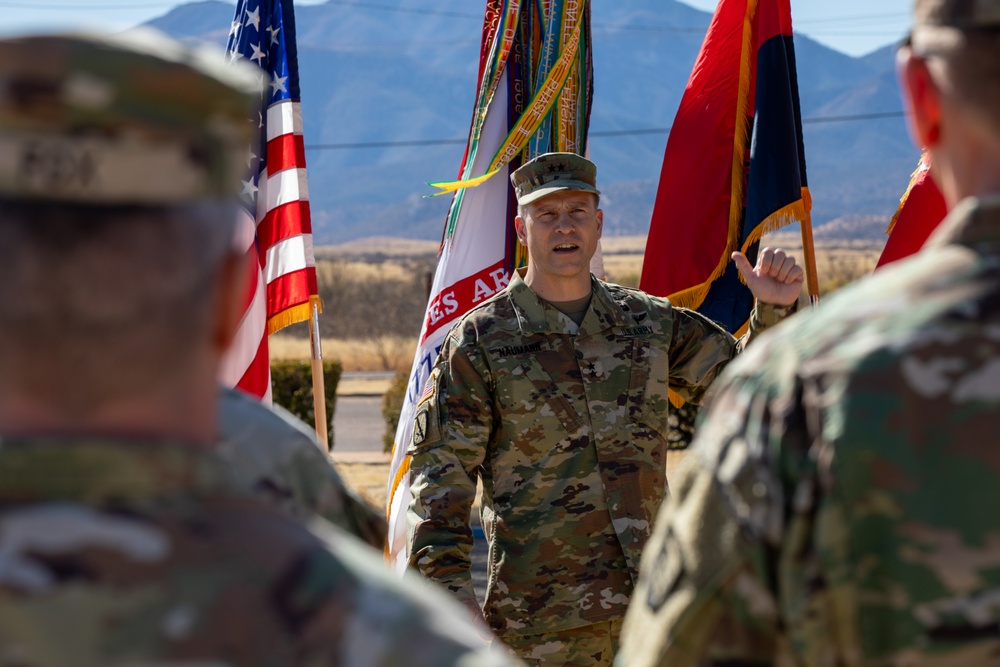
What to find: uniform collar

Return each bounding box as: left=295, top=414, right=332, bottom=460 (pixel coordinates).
left=0, top=437, right=240, bottom=504
left=506, top=268, right=634, bottom=336
left=925, top=195, right=1000, bottom=249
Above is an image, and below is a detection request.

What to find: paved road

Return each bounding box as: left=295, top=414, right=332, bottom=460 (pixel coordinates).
left=332, top=395, right=385, bottom=452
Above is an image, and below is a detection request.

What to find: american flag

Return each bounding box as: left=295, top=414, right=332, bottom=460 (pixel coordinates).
left=220, top=0, right=321, bottom=402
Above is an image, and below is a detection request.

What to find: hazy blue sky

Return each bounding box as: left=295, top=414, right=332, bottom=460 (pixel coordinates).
left=2, top=0, right=910, bottom=57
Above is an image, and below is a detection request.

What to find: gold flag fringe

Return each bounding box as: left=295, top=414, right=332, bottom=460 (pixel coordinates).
left=266, top=294, right=324, bottom=336
left=384, top=454, right=411, bottom=558
left=886, top=153, right=927, bottom=237
left=740, top=189, right=811, bottom=256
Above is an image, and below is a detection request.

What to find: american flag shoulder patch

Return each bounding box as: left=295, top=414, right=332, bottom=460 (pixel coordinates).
left=418, top=368, right=439, bottom=407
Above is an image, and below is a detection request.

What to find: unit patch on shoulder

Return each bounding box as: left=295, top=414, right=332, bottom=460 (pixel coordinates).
left=412, top=368, right=439, bottom=448
left=413, top=408, right=429, bottom=446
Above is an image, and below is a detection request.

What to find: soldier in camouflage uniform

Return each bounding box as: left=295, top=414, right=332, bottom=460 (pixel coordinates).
left=406, top=152, right=803, bottom=665
left=617, top=2, right=1000, bottom=665
left=0, top=31, right=520, bottom=667
left=218, top=386, right=387, bottom=549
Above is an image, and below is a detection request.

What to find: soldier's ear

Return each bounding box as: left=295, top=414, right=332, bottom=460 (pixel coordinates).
left=514, top=215, right=528, bottom=245
left=898, top=45, right=942, bottom=150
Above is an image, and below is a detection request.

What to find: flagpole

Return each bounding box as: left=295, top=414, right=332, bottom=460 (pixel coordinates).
left=800, top=213, right=820, bottom=306
left=308, top=297, right=329, bottom=449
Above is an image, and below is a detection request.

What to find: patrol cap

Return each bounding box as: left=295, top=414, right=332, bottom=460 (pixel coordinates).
left=913, top=0, right=1000, bottom=31
left=0, top=30, right=261, bottom=205
left=510, top=152, right=600, bottom=206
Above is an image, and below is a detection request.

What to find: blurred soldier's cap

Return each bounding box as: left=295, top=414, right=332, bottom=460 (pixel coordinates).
left=510, top=152, right=600, bottom=206
left=0, top=30, right=261, bottom=205
left=913, top=0, right=1000, bottom=31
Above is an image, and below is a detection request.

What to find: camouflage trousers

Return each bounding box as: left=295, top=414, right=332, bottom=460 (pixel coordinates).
left=497, top=617, right=622, bottom=666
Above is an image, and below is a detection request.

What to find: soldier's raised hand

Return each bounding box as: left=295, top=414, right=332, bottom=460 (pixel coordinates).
left=732, top=247, right=804, bottom=307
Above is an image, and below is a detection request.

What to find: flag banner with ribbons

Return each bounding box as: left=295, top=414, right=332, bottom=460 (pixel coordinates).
left=386, top=0, right=593, bottom=570
left=220, top=0, right=321, bottom=401
left=876, top=152, right=947, bottom=269
left=640, top=0, right=810, bottom=336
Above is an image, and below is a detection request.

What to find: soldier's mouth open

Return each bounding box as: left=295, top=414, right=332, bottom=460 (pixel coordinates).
left=553, top=244, right=579, bottom=253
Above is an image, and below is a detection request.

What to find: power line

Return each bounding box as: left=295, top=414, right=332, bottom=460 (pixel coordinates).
left=802, top=111, right=905, bottom=124
left=304, top=111, right=907, bottom=151
left=796, top=11, right=908, bottom=24
left=324, top=0, right=480, bottom=20
left=0, top=1, right=173, bottom=7
left=3, top=1, right=908, bottom=35
left=308, top=138, right=467, bottom=150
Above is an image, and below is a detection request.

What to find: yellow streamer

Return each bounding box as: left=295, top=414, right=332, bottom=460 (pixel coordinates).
left=428, top=14, right=584, bottom=195
left=428, top=167, right=503, bottom=196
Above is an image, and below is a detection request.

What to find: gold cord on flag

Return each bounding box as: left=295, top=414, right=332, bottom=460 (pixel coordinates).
left=428, top=14, right=584, bottom=195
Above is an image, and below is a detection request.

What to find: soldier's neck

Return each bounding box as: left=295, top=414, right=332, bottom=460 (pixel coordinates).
left=521, top=269, right=592, bottom=303
left=0, top=389, right=218, bottom=447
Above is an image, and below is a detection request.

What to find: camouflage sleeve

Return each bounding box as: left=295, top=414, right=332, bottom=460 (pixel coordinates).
left=216, top=389, right=387, bottom=550
left=298, top=519, right=525, bottom=667
left=746, top=301, right=797, bottom=344
left=407, top=330, right=491, bottom=604
left=277, top=435, right=387, bottom=550
left=618, top=343, right=814, bottom=667
left=668, top=301, right=795, bottom=405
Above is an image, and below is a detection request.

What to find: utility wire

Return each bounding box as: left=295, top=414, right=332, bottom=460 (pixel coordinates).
left=0, top=1, right=174, bottom=7
left=323, top=0, right=480, bottom=20
left=305, top=111, right=907, bottom=151
left=3, top=0, right=907, bottom=31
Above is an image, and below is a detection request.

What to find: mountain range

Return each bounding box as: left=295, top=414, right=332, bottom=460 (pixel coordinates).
left=145, top=0, right=918, bottom=244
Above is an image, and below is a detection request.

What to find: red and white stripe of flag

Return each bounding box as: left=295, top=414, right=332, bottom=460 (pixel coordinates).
left=220, top=98, right=318, bottom=401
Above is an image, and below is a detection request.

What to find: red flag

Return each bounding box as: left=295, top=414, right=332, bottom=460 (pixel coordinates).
left=640, top=0, right=809, bottom=335
left=876, top=153, right=947, bottom=269
left=221, top=0, right=321, bottom=401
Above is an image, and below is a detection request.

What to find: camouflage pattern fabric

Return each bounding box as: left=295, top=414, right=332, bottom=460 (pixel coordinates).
left=0, top=31, right=259, bottom=204
left=217, top=387, right=386, bottom=549
left=666, top=401, right=698, bottom=450
left=618, top=196, right=1000, bottom=666
left=407, top=268, right=791, bottom=639
left=0, top=437, right=521, bottom=667
left=500, top=617, right=622, bottom=667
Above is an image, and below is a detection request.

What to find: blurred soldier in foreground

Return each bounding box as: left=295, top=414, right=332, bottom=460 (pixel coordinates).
left=218, top=387, right=386, bottom=548
left=0, top=30, right=518, bottom=666
left=407, top=151, right=802, bottom=666
left=618, top=1, right=1000, bottom=665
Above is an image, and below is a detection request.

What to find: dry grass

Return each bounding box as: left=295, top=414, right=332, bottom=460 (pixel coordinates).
left=275, top=237, right=882, bottom=377
left=601, top=253, right=644, bottom=287
left=333, top=460, right=390, bottom=509
left=270, top=335, right=417, bottom=373
left=314, top=260, right=413, bottom=285
left=766, top=234, right=882, bottom=295
left=600, top=235, right=883, bottom=296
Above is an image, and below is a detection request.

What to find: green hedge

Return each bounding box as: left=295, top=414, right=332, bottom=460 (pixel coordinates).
left=270, top=359, right=342, bottom=450
left=381, top=371, right=409, bottom=453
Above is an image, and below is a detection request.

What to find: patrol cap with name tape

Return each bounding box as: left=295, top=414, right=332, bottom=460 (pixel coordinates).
left=914, top=0, right=1000, bottom=29
left=0, top=29, right=261, bottom=205
left=510, top=152, right=600, bottom=206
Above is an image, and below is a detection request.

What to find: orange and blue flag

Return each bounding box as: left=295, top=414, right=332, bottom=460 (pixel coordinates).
left=640, top=0, right=810, bottom=335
